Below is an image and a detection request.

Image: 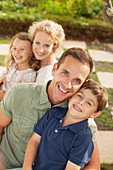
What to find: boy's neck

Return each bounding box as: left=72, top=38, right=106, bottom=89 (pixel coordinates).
left=62, top=111, right=86, bottom=127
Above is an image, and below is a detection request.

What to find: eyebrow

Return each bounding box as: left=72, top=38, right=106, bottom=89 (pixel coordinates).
left=79, top=91, right=96, bottom=105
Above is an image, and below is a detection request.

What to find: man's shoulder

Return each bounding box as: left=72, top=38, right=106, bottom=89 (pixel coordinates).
left=13, top=83, right=42, bottom=90
left=11, top=83, right=43, bottom=95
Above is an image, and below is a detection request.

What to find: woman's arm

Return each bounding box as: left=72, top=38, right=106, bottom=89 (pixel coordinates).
left=22, top=132, right=41, bottom=170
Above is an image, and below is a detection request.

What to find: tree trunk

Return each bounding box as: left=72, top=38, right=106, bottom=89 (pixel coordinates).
left=102, top=0, right=113, bottom=28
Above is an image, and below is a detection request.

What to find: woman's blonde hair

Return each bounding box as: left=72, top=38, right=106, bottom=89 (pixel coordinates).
left=5, top=32, right=40, bottom=71
left=28, top=19, right=65, bottom=53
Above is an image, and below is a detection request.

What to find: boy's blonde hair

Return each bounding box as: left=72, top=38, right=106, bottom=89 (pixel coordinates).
left=28, top=19, right=65, bottom=53
left=81, top=79, right=108, bottom=112
left=5, top=32, right=39, bottom=71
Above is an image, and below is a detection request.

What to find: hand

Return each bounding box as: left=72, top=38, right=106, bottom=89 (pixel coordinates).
left=0, top=77, right=6, bottom=85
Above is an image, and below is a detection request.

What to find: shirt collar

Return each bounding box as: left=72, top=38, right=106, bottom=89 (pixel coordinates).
left=53, top=107, right=88, bottom=133
left=40, top=81, right=68, bottom=108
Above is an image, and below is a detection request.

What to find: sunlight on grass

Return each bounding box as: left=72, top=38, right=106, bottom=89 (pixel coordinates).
left=0, top=39, right=10, bottom=44
left=0, top=55, right=6, bottom=66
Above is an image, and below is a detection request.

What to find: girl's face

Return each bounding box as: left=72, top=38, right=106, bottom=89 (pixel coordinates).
left=32, top=31, right=54, bottom=61
left=12, top=38, right=32, bottom=65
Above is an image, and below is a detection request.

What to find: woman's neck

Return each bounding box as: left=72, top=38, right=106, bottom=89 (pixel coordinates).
left=40, top=55, right=57, bottom=68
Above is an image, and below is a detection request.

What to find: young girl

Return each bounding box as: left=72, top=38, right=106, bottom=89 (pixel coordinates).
left=0, top=32, right=38, bottom=101
left=28, top=19, right=65, bottom=84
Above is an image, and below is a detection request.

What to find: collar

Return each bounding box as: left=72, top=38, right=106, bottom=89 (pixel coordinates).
left=53, top=107, right=88, bottom=133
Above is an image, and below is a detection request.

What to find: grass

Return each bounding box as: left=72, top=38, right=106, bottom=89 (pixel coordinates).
left=101, top=163, right=113, bottom=170
left=0, top=39, right=10, bottom=44
left=0, top=55, right=6, bottom=66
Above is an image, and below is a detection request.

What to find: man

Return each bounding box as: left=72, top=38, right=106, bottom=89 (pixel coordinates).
left=0, top=48, right=100, bottom=170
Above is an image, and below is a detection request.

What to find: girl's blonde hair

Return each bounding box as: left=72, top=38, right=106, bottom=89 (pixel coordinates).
left=28, top=19, right=65, bottom=53
left=5, top=32, right=40, bottom=71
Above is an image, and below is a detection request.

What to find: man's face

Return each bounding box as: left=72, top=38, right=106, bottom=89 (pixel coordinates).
left=48, top=55, right=90, bottom=105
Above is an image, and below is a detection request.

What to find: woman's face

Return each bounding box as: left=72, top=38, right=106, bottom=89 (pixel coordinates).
left=32, top=31, right=54, bottom=61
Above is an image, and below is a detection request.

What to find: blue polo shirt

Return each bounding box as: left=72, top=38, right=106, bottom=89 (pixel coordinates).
left=33, top=107, right=94, bottom=170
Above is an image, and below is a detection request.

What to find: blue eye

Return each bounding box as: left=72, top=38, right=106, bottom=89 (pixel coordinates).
left=88, top=102, right=92, bottom=106
left=36, top=42, right=40, bottom=45
left=44, top=44, right=49, bottom=47
left=76, top=79, right=81, bottom=84
left=78, top=94, right=82, bottom=98
left=62, top=71, right=67, bottom=75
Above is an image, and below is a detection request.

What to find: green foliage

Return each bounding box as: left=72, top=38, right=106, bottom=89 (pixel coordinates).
left=0, top=55, right=6, bottom=66
left=101, top=163, right=113, bottom=170
left=0, top=0, right=113, bottom=19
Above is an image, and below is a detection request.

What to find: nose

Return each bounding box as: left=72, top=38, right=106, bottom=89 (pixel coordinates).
left=15, top=49, right=20, bottom=54
left=64, top=80, right=72, bottom=89
left=39, top=47, right=44, bottom=53
left=79, top=99, right=84, bottom=106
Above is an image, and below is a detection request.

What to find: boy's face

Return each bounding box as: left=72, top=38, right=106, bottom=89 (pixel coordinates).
left=68, top=88, right=98, bottom=121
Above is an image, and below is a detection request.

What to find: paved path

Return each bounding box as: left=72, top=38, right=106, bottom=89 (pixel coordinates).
left=0, top=40, right=113, bottom=164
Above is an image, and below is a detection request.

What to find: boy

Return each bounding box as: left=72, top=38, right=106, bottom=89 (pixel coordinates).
left=23, top=79, right=108, bottom=170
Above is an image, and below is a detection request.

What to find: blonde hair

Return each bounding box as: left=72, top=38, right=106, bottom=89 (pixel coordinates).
left=28, top=19, right=65, bottom=53
left=5, top=32, right=39, bottom=71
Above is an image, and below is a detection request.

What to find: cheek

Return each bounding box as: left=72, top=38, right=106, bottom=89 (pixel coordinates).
left=48, top=45, right=54, bottom=53
left=73, top=85, right=81, bottom=93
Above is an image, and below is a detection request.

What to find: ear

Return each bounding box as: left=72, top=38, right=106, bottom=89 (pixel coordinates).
left=51, top=63, right=58, bottom=76
left=90, top=111, right=102, bottom=119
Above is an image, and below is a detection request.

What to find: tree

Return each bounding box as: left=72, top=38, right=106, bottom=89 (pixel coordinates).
left=102, top=0, right=113, bottom=28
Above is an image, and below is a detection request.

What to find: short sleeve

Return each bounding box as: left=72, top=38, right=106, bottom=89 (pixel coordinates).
left=68, top=133, right=94, bottom=168
left=88, top=118, right=97, bottom=142
left=1, top=86, right=15, bottom=118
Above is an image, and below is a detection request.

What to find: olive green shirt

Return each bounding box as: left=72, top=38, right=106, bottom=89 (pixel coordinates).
left=0, top=82, right=97, bottom=168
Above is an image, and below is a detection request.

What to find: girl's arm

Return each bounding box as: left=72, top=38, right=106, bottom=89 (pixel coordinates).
left=0, top=76, right=6, bottom=85
left=0, top=107, right=12, bottom=142
left=0, top=90, right=5, bottom=101
left=22, top=132, right=41, bottom=170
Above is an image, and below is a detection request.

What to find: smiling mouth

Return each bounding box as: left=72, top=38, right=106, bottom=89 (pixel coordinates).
left=35, top=51, right=45, bottom=56
left=73, top=104, right=82, bottom=112
left=58, top=85, right=68, bottom=94
left=15, top=56, right=22, bottom=60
